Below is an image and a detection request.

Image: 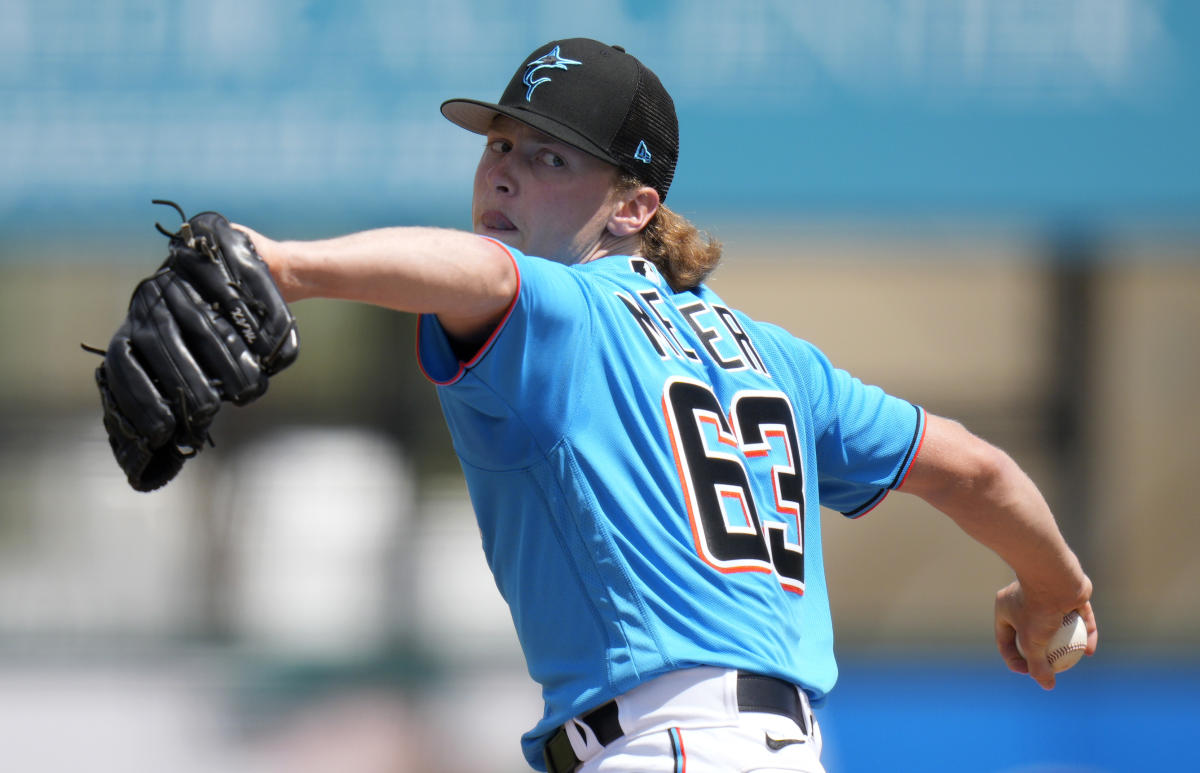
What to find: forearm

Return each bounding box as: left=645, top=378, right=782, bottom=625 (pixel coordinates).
left=902, top=416, right=1089, bottom=606
left=933, top=449, right=1086, bottom=605
left=901, top=415, right=1096, bottom=686
left=242, top=225, right=517, bottom=325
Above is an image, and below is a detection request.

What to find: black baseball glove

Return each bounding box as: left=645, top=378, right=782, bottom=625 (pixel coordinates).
left=86, top=201, right=299, bottom=491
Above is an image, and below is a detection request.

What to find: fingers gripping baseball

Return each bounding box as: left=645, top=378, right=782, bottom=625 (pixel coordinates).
left=996, top=586, right=1052, bottom=689
left=995, top=581, right=1097, bottom=690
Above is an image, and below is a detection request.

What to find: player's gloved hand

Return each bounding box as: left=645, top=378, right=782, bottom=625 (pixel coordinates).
left=994, top=580, right=1097, bottom=690
left=163, top=207, right=299, bottom=377
left=86, top=201, right=300, bottom=492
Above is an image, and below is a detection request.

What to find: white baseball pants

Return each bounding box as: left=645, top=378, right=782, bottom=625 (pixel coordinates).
left=555, top=667, right=826, bottom=773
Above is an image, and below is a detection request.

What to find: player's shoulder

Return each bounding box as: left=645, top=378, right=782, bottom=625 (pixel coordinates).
left=703, top=298, right=835, bottom=379
left=688, top=287, right=803, bottom=348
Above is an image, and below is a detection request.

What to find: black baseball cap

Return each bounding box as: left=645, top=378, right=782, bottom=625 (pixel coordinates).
left=441, top=38, right=679, bottom=202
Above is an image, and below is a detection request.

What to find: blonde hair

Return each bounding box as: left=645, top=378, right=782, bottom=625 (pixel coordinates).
left=617, top=173, right=722, bottom=291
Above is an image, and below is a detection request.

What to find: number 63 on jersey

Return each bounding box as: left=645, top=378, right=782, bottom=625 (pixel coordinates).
left=662, top=376, right=806, bottom=594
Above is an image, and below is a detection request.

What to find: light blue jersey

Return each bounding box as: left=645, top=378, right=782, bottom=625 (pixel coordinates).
left=417, top=240, right=925, bottom=769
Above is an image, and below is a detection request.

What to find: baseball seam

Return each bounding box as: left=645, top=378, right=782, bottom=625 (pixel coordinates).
left=1048, top=642, right=1085, bottom=663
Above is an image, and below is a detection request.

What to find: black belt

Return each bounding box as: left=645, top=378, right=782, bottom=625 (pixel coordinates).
left=543, top=672, right=809, bottom=773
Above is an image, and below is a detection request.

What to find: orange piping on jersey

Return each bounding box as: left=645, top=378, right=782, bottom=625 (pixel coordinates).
left=416, top=236, right=522, bottom=386
left=894, top=411, right=929, bottom=490
left=847, top=407, right=928, bottom=519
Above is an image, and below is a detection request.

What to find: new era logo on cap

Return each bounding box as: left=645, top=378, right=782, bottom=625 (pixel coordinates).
left=440, top=38, right=679, bottom=201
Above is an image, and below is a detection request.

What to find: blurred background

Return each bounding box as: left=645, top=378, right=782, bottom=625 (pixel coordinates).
left=2, top=1, right=1198, bottom=771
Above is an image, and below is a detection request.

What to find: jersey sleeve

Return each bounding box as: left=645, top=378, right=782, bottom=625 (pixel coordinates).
left=797, top=339, right=926, bottom=518
left=416, top=241, right=591, bottom=467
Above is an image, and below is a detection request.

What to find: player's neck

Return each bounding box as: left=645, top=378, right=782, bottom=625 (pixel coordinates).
left=578, top=230, right=643, bottom=264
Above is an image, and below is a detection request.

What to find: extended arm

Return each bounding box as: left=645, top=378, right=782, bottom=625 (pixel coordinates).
left=899, top=414, right=1098, bottom=689
left=235, top=225, right=518, bottom=347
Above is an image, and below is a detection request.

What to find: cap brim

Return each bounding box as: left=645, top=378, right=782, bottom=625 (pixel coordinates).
left=440, top=98, right=621, bottom=168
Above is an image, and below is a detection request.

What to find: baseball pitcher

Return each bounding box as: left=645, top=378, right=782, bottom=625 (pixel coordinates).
left=90, top=39, right=1096, bottom=772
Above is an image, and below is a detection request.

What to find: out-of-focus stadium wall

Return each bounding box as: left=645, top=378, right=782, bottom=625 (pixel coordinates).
left=2, top=2, right=1198, bottom=772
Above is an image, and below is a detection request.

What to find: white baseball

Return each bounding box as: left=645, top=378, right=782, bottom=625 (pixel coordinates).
left=1018, top=611, right=1088, bottom=672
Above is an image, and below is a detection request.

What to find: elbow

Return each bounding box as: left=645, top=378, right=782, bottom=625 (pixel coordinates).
left=921, top=442, right=1010, bottom=516
left=956, top=427, right=1009, bottom=485
left=488, top=256, right=519, bottom=307
left=965, top=440, right=1012, bottom=501
left=465, top=239, right=518, bottom=311
left=904, top=415, right=1012, bottom=507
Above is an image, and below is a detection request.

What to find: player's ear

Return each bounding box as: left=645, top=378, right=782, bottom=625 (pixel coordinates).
left=607, top=185, right=659, bottom=238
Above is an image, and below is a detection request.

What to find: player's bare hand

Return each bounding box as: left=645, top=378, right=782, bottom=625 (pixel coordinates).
left=994, top=580, right=1097, bottom=690
left=231, top=223, right=295, bottom=302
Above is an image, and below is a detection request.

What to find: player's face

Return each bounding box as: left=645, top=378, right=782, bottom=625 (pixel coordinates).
left=473, top=116, right=624, bottom=264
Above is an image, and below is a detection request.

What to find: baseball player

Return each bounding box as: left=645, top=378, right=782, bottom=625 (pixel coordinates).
left=94, top=39, right=1097, bottom=772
